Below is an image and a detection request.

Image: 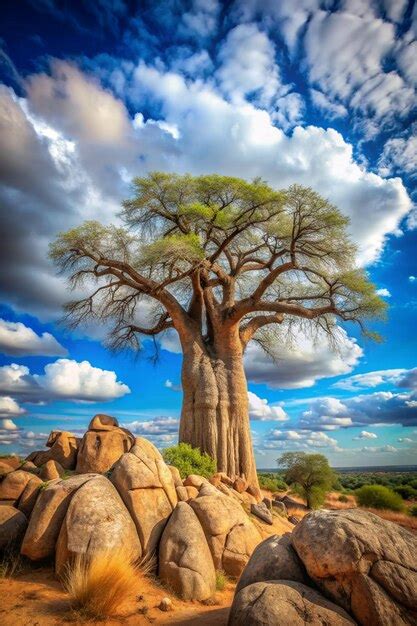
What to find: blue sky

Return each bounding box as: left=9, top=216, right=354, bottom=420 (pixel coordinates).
left=0, top=0, right=416, bottom=467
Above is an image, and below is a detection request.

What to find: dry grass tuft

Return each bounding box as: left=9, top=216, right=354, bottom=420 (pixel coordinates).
left=63, top=549, right=142, bottom=619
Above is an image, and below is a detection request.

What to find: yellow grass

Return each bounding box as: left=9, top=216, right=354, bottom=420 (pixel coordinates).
left=63, top=548, right=142, bottom=619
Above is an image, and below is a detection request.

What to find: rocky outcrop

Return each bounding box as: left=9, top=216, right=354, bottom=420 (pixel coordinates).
left=111, top=437, right=177, bottom=556
left=55, top=475, right=141, bottom=576
left=190, top=486, right=261, bottom=577
left=26, top=431, right=79, bottom=470
left=0, top=470, right=35, bottom=504
left=0, top=506, right=27, bottom=550
left=159, top=501, right=216, bottom=601
left=236, top=534, right=307, bottom=594
left=21, top=474, right=96, bottom=560
left=229, top=581, right=355, bottom=626
left=75, top=416, right=134, bottom=474
left=291, top=509, right=417, bottom=626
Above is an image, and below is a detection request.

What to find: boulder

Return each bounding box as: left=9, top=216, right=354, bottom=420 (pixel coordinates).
left=0, top=461, right=14, bottom=476
left=190, top=489, right=261, bottom=577
left=186, top=486, right=199, bottom=500
left=167, top=465, right=182, bottom=487
left=262, top=497, right=272, bottom=510
left=251, top=502, right=273, bottom=525
left=292, top=509, right=417, bottom=626
left=40, top=460, right=64, bottom=481
left=183, top=474, right=208, bottom=489
left=17, top=475, right=43, bottom=517
left=281, top=495, right=308, bottom=511
left=176, top=486, right=189, bottom=501
left=88, top=413, right=119, bottom=431
left=111, top=437, right=177, bottom=556
left=246, top=484, right=262, bottom=502
left=236, top=534, right=307, bottom=594
left=288, top=515, right=301, bottom=525
left=0, top=470, right=35, bottom=503
left=19, top=461, right=39, bottom=474
left=76, top=427, right=134, bottom=474
left=55, top=475, right=141, bottom=576
left=233, top=477, right=248, bottom=494
left=272, top=500, right=287, bottom=516
left=0, top=506, right=27, bottom=550
left=26, top=431, right=79, bottom=470
left=159, top=501, right=216, bottom=601
left=218, top=472, right=234, bottom=486
left=229, top=581, right=356, bottom=626
left=21, top=474, right=96, bottom=560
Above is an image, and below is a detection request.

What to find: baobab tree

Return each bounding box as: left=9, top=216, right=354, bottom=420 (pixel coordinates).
left=50, top=173, right=385, bottom=488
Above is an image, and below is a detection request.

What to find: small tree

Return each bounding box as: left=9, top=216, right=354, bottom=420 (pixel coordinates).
left=278, top=452, right=335, bottom=509
left=50, top=173, right=385, bottom=488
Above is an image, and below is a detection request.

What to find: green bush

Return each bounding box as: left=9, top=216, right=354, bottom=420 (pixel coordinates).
left=215, top=570, right=227, bottom=591
left=338, top=494, right=349, bottom=503
left=162, top=443, right=216, bottom=479
left=257, top=472, right=287, bottom=492
left=394, top=485, right=417, bottom=500
left=355, top=485, right=405, bottom=512
left=409, top=504, right=417, bottom=517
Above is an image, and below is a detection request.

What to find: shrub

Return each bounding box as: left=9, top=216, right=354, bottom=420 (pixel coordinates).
left=215, top=570, right=227, bottom=591
left=394, top=485, right=417, bottom=500
left=63, top=549, right=140, bottom=619
left=257, top=472, right=287, bottom=492
left=162, top=443, right=216, bottom=479
left=409, top=504, right=417, bottom=517
left=355, top=485, right=404, bottom=512
left=338, top=494, right=349, bottom=503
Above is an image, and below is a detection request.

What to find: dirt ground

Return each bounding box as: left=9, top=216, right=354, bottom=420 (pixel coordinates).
left=0, top=565, right=234, bottom=626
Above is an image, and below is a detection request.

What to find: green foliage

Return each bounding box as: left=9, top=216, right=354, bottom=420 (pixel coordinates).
left=409, top=505, right=417, bottom=517
left=338, top=494, right=349, bottom=503
left=337, top=471, right=417, bottom=491
left=257, top=472, right=287, bottom=492
left=355, top=485, right=405, bottom=512
left=393, top=485, right=417, bottom=500
left=277, top=452, right=335, bottom=509
left=162, top=443, right=216, bottom=479
left=139, top=233, right=205, bottom=266
left=215, top=570, right=227, bottom=591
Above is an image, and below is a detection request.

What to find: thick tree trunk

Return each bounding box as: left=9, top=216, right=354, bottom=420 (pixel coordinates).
left=178, top=328, right=258, bottom=489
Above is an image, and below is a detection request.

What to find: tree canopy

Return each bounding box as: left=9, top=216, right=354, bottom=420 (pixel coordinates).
left=50, top=172, right=386, bottom=356
left=278, top=451, right=336, bottom=509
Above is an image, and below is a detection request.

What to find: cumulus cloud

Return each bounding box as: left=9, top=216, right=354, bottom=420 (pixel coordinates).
left=248, top=391, right=288, bottom=421
left=0, top=319, right=67, bottom=357
left=123, top=416, right=179, bottom=446
left=300, top=389, right=417, bottom=429
left=378, top=133, right=417, bottom=177
left=264, top=427, right=341, bottom=452
left=164, top=379, right=182, bottom=392
left=0, top=359, right=130, bottom=403
left=245, top=327, right=363, bottom=389
left=334, top=368, right=406, bottom=390
left=353, top=430, right=378, bottom=440
left=0, top=418, right=18, bottom=430
left=0, top=396, right=25, bottom=417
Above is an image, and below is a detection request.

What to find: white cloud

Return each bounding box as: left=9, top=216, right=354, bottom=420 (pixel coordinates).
left=0, top=319, right=67, bottom=357
left=265, top=427, right=341, bottom=452
left=398, top=437, right=413, bottom=443
left=245, top=327, right=363, bottom=389
left=0, top=418, right=18, bottom=430
left=353, top=430, right=378, bottom=440
left=410, top=276, right=416, bottom=282
left=123, top=416, right=179, bottom=446
left=300, top=389, right=417, bottom=429
left=335, top=368, right=406, bottom=390
left=376, top=288, right=391, bottom=297
left=248, top=391, right=288, bottom=421
left=310, top=88, right=348, bottom=119
left=0, top=396, right=25, bottom=417
left=0, top=359, right=130, bottom=403
left=378, top=134, right=417, bottom=177
left=164, top=379, right=182, bottom=392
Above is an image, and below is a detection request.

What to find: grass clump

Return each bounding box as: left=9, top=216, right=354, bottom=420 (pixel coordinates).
left=409, top=504, right=417, bottom=517
left=338, top=494, right=349, bottom=503
left=0, top=545, right=23, bottom=579
left=162, top=443, right=216, bottom=479
left=356, top=485, right=404, bottom=512
left=63, top=549, right=140, bottom=619
left=215, top=570, right=227, bottom=591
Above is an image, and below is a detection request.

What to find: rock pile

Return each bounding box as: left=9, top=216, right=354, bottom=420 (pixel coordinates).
left=0, top=414, right=266, bottom=603
left=229, top=509, right=417, bottom=626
